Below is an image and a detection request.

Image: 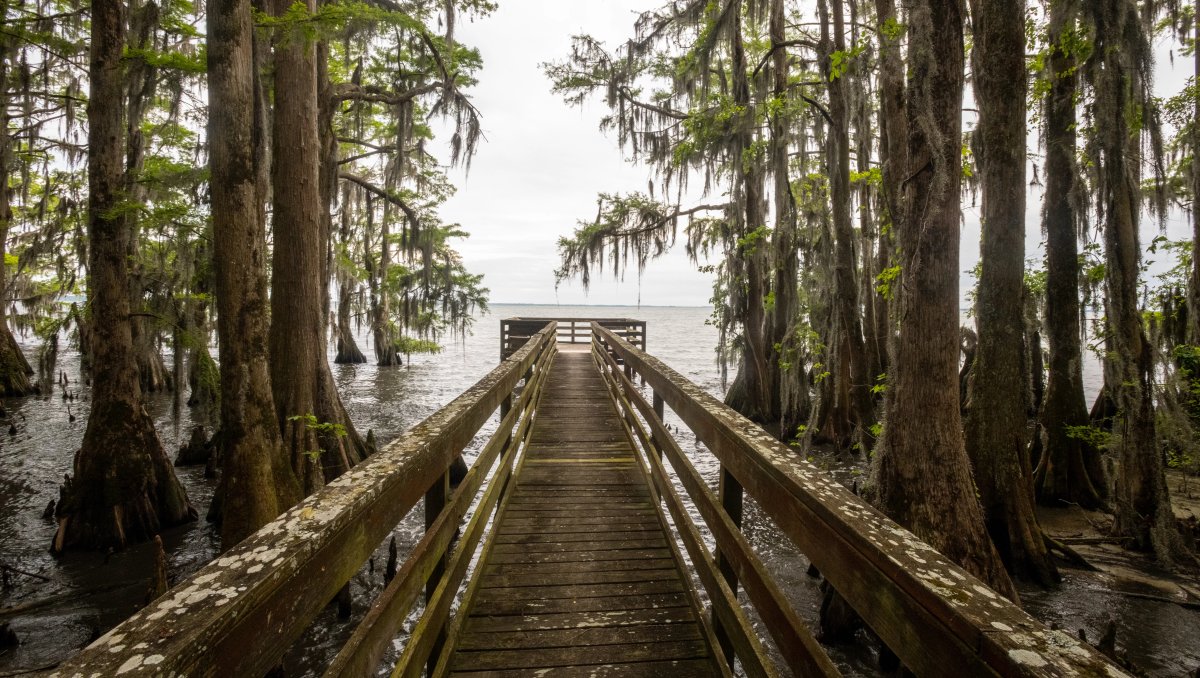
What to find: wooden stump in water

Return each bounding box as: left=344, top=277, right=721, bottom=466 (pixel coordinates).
left=175, top=426, right=214, bottom=466
left=0, top=621, right=18, bottom=650
left=145, top=535, right=169, bottom=604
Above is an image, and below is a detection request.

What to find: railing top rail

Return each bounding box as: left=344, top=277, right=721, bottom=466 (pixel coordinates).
left=50, top=323, right=558, bottom=678
left=502, top=316, right=645, bottom=325
left=592, top=323, right=1126, bottom=678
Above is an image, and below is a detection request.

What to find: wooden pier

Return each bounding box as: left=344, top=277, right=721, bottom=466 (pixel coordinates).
left=49, top=319, right=1130, bottom=678
left=446, top=348, right=722, bottom=675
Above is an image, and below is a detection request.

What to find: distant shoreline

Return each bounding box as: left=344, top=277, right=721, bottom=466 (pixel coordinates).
left=486, top=302, right=713, bottom=309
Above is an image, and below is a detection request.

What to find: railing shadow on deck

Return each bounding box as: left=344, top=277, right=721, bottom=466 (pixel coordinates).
left=589, top=322, right=1127, bottom=678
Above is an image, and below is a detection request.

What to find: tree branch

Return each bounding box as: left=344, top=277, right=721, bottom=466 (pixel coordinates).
left=331, top=81, right=442, bottom=106
left=338, top=171, right=421, bottom=232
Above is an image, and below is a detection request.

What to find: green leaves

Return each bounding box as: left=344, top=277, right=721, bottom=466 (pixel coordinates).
left=875, top=265, right=901, bottom=300
left=827, top=43, right=865, bottom=82
left=255, top=1, right=424, bottom=45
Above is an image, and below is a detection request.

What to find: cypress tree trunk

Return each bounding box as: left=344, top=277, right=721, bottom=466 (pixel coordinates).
left=371, top=208, right=401, bottom=367
left=269, top=0, right=365, bottom=494
left=724, top=2, right=776, bottom=428
left=873, top=0, right=904, bottom=387
left=1190, top=13, right=1200, bottom=344
left=335, top=279, right=366, bottom=364
left=767, top=0, right=810, bottom=439
left=963, top=0, right=1058, bottom=586
left=125, top=0, right=173, bottom=396
left=0, top=43, right=34, bottom=398
left=1036, top=0, right=1107, bottom=509
left=1087, top=0, right=1181, bottom=561
left=816, top=0, right=874, bottom=450
left=52, top=0, right=196, bottom=553
left=208, top=0, right=302, bottom=548
left=333, top=183, right=366, bottom=365
left=870, top=0, right=1017, bottom=601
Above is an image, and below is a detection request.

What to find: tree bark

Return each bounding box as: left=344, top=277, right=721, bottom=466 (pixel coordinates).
left=869, top=0, right=1017, bottom=601
left=1087, top=0, right=1181, bottom=562
left=872, top=0, right=904, bottom=391
left=333, top=183, right=366, bottom=365
left=1189, top=12, right=1200, bottom=345
left=0, top=36, right=34, bottom=398
left=52, top=0, right=195, bottom=553
left=963, top=0, right=1058, bottom=586
left=725, top=2, right=776, bottom=428
left=269, top=0, right=366, bottom=494
left=208, top=0, right=302, bottom=549
left=816, top=0, right=874, bottom=450
left=1035, top=0, right=1107, bottom=509
left=767, top=0, right=810, bottom=439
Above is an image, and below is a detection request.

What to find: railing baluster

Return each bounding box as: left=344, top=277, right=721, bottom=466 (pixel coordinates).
left=714, top=468, right=744, bottom=665
left=423, top=471, right=449, bottom=676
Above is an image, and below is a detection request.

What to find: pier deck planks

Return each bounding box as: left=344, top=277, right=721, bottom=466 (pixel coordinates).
left=447, top=350, right=721, bottom=677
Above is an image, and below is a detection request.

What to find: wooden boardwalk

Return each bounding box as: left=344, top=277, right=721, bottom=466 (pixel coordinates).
left=446, top=349, right=723, bottom=676
left=61, top=320, right=1127, bottom=678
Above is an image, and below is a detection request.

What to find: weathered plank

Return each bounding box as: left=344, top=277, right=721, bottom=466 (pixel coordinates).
left=479, top=568, right=682, bottom=588
left=482, top=559, right=679, bottom=576
left=463, top=608, right=698, bottom=634
left=475, top=580, right=686, bottom=603
left=449, top=658, right=717, bottom=678
left=456, top=624, right=703, bottom=652
left=452, top=639, right=711, bottom=671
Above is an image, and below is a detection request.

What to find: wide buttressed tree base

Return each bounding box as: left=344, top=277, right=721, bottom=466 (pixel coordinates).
left=52, top=399, right=196, bottom=552
left=52, top=0, right=197, bottom=554
left=0, top=327, right=32, bottom=396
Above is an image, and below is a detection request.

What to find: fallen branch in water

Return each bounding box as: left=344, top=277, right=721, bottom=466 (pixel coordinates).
left=1045, top=535, right=1100, bottom=571
left=1056, top=536, right=1130, bottom=545
left=0, top=582, right=127, bottom=620
left=1115, top=590, right=1200, bottom=611
left=0, top=563, right=51, bottom=582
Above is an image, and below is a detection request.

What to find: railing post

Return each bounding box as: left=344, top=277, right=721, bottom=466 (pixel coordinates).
left=650, top=391, right=665, bottom=458
left=714, top=467, right=744, bottom=667
left=424, top=470, right=450, bottom=676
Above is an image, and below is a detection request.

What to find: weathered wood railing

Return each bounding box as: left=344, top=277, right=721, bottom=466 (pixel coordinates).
left=48, top=323, right=559, bottom=678
left=501, top=316, right=645, bottom=358
left=591, top=323, right=1127, bottom=678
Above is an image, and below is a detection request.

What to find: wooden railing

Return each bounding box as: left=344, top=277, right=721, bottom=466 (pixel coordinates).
left=44, top=319, right=1129, bottom=678
left=501, top=316, right=645, bottom=358
left=590, top=323, right=1127, bottom=678
left=47, top=323, right=559, bottom=678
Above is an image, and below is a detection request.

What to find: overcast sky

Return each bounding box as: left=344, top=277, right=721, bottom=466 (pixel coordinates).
left=435, top=1, right=715, bottom=306
left=435, top=2, right=1197, bottom=308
